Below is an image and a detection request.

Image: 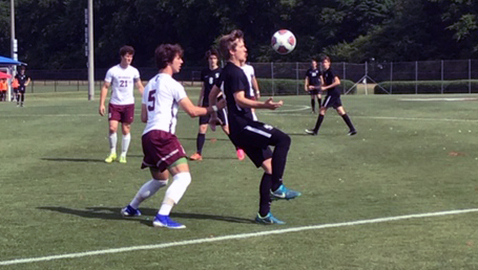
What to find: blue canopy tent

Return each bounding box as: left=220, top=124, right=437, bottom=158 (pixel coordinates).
left=0, top=55, right=25, bottom=66
left=0, top=56, right=26, bottom=101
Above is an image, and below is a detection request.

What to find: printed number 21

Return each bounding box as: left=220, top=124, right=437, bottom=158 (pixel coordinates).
left=148, top=90, right=156, bottom=111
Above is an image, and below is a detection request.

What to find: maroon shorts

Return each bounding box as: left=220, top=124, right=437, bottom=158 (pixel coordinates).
left=141, top=130, right=187, bottom=172
left=108, top=103, right=134, bottom=124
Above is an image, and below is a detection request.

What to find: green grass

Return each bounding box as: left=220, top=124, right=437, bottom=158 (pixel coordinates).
left=1, top=90, right=478, bottom=269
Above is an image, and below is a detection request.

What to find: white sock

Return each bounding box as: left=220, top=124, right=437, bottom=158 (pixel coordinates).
left=121, top=133, right=131, bottom=156
left=109, top=133, right=117, bottom=154
left=130, top=179, right=168, bottom=209
left=158, top=172, right=191, bottom=216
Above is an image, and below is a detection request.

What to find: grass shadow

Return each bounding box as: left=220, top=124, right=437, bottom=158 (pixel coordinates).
left=41, top=157, right=105, bottom=163
left=37, top=206, right=255, bottom=226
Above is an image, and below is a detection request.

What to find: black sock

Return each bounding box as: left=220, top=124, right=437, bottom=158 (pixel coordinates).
left=259, top=173, right=272, bottom=217
left=21, top=94, right=24, bottom=103
left=341, top=114, right=355, bottom=131
left=268, top=130, right=291, bottom=191
left=318, top=98, right=322, bottom=108
left=16, top=95, right=19, bottom=103
left=311, top=99, right=315, bottom=112
left=196, top=133, right=205, bottom=154
left=313, top=114, right=324, bottom=132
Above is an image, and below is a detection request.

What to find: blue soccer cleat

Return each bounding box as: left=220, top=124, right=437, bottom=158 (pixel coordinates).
left=255, top=212, right=285, bottom=225
left=153, top=214, right=186, bottom=229
left=120, top=205, right=141, bottom=217
left=271, top=184, right=302, bottom=200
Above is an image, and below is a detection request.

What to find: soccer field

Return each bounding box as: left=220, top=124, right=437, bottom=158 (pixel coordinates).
left=1, top=90, right=478, bottom=269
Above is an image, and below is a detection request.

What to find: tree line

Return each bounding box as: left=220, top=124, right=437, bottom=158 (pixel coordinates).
left=0, top=0, right=477, bottom=69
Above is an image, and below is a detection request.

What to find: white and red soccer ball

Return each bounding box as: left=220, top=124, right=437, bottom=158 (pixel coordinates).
left=271, top=29, right=296, bottom=55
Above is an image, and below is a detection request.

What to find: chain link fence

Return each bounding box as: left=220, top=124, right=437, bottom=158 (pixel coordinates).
left=22, top=59, right=478, bottom=95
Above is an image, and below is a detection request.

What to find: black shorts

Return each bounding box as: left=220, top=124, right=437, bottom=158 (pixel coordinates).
left=13, top=88, right=18, bottom=94
left=309, top=89, right=319, bottom=95
left=199, top=108, right=228, bottom=126
left=18, top=86, right=26, bottom=93
left=230, top=121, right=291, bottom=167
left=322, top=95, right=342, bottom=109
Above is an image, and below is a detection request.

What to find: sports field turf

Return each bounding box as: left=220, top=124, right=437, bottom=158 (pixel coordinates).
left=1, top=89, right=478, bottom=269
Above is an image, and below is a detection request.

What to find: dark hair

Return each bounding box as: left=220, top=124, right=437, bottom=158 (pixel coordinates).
left=219, top=29, right=244, bottom=60
left=155, top=44, right=184, bottom=70
left=119, top=46, right=135, bottom=56
left=320, top=55, right=331, bottom=62
left=205, top=48, right=219, bottom=60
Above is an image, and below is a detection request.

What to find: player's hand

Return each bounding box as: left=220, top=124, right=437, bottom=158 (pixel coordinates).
left=264, top=98, right=283, bottom=110
left=308, top=85, right=315, bottom=90
left=256, top=92, right=261, bottom=99
left=99, top=105, right=105, bottom=116
left=209, top=115, right=223, bottom=132
left=216, top=99, right=226, bottom=110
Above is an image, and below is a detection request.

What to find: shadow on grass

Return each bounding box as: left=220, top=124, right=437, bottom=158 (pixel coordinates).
left=179, top=137, right=230, bottom=142
left=37, top=206, right=255, bottom=226
left=288, top=132, right=320, bottom=136
left=41, top=157, right=105, bottom=163
left=41, top=154, right=144, bottom=163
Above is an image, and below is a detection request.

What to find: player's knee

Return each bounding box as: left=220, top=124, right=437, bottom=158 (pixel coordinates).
left=275, top=131, right=291, bottom=148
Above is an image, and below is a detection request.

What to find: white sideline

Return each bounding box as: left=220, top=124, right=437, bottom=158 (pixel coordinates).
left=1, top=208, right=478, bottom=266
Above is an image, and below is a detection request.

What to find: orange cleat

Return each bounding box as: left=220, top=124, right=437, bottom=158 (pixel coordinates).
left=236, top=149, right=245, bottom=161
left=189, top=152, right=203, bottom=161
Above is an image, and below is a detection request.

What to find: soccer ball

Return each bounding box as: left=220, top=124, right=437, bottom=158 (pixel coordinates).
left=271, top=29, right=296, bottom=55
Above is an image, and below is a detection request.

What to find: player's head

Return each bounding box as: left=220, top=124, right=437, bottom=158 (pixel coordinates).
left=19, top=65, right=26, bottom=74
left=119, top=46, right=135, bottom=66
left=320, top=55, right=331, bottom=70
left=155, top=44, right=184, bottom=73
left=219, top=29, right=247, bottom=62
left=311, top=58, right=318, bottom=69
left=205, top=49, right=219, bottom=68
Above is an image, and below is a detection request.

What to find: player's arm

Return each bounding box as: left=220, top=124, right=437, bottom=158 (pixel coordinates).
left=179, top=96, right=225, bottom=118
left=25, top=77, right=31, bottom=86
left=141, top=103, right=148, bottom=123
left=99, top=81, right=110, bottom=116
left=234, top=91, right=282, bottom=110
left=135, top=79, right=144, bottom=96
left=207, top=85, right=222, bottom=130
left=321, top=76, right=340, bottom=91
left=252, top=76, right=260, bottom=99
left=198, top=83, right=205, bottom=106
left=304, top=77, right=310, bottom=91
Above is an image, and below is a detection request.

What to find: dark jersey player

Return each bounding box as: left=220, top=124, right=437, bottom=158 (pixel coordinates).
left=304, top=59, right=322, bottom=113
left=208, top=29, right=301, bottom=225
left=306, top=55, right=357, bottom=136
left=15, top=66, right=31, bottom=107
left=190, top=49, right=245, bottom=161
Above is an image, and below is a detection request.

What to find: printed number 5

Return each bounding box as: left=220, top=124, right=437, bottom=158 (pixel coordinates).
left=148, top=90, right=156, bottom=111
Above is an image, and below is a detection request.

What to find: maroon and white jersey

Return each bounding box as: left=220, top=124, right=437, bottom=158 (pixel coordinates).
left=105, top=64, right=140, bottom=105
left=142, top=73, right=187, bottom=135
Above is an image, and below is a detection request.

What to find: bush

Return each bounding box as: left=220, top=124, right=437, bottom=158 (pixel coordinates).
left=257, top=78, right=356, bottom=96
left=374, top=80, right=478, bottom=94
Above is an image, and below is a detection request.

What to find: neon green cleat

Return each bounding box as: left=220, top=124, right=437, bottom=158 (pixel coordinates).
left=104, top=153, right=117, bottom=163
left=119, top=155, right=127, bottom=164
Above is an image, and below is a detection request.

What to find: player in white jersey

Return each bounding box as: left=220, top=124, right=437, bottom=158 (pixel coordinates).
left=240, top=58, right=261, bottom=121
left=99, top=46, right=144, bottom=164
left=120, top=44, right=225, bottom=229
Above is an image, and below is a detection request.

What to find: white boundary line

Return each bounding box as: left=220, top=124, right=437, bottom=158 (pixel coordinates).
left=1, top=208, right=477, bottom=266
